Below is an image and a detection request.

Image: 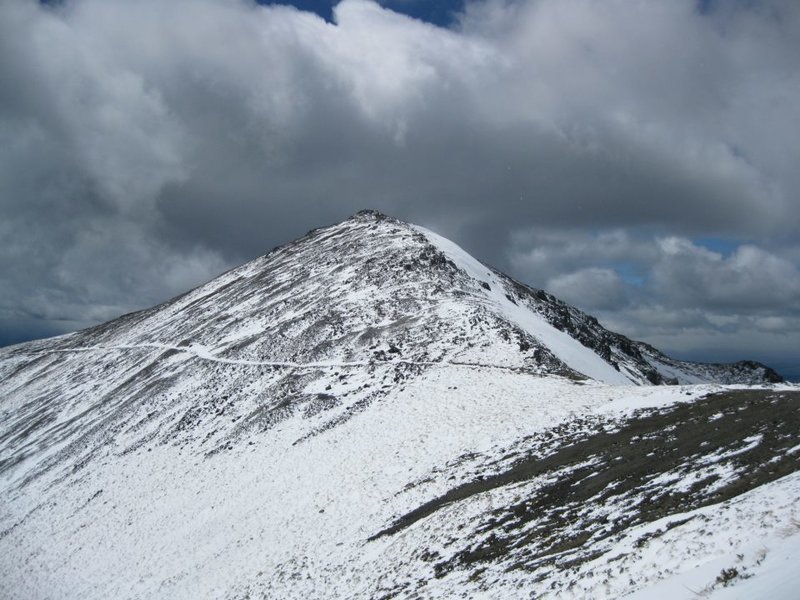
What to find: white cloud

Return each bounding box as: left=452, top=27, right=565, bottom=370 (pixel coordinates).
left=507, top=228, right=654, bottom=284
left=652, top=238, right=800, bottom=311
left=508, top=228, right=800, bottom=372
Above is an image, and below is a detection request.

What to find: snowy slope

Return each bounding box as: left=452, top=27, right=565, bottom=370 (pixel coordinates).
left=0, top=210, right=796, bottom=599
left=415, top=225, right=631, bottom=385
left=1, top=371, right=797, bottom=599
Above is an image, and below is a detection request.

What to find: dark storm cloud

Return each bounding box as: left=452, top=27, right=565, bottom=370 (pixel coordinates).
left=1, top=0, right=798, bottom=372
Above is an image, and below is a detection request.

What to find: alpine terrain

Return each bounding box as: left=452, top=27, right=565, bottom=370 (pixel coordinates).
left=1, top=210, right=798, bottom=599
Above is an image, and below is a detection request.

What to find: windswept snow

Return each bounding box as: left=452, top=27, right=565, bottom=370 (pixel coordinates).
left=622, top=472, right=800, bottom=600
left=2, top=362, right=796, bottom=599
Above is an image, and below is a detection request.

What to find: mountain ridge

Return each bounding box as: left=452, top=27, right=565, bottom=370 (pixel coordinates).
left=0, top=209, right=783, bottom=483
left=4, top=209, right=781, bottom=385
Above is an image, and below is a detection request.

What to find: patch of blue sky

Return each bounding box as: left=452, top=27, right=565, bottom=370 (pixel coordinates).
left=605, top=262, right=647, bottom=288
left=692, top=236, right=740, bottom=258
left=696, top=0, right=714, bottom=15
left=254, top=0, right=466, bottom=27
left=256, top=0, right=337, bottom=22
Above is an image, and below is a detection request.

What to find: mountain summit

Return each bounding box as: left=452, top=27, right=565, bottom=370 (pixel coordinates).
left=1, top=211, right=796, bottom=599
left=13, top=208, right=780, bottom=382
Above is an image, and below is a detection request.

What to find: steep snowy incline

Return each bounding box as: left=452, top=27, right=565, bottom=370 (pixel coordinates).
left=17, top=210, right=572, bottom=374
left=0, top=211, right=584, bottom=487
left=415, top=226, right=632, bottom=385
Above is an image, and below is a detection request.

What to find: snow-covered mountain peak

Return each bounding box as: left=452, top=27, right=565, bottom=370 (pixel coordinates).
left=0, top=210, right=782, bottom=481
left=0, top=211, right=795, bottom=600
left=4, top=209, right=781, bottom=390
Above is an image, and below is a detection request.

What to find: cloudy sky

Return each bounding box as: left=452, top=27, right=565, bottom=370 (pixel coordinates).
left=1, top=0, right=799, bottom=378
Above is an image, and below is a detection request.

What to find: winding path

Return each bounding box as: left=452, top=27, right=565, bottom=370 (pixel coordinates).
left=36, top=343, right=543, bottom=375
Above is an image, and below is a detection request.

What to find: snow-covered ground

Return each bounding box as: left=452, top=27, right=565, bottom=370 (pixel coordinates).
left=623, top=477, right=800, bottom=600
left=1, top=361, right=797, bottom=599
